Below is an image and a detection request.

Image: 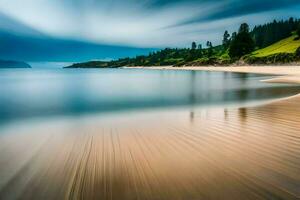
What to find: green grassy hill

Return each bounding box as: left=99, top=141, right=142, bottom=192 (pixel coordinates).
left=244, top=34, right=300, bottom=64
left=251, top=35, right=300, bottom=57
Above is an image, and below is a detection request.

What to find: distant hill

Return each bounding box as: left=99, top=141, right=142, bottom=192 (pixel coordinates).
left=0, top=60, right=31, bottom=68
left=65, top=61, right=114, bottom=68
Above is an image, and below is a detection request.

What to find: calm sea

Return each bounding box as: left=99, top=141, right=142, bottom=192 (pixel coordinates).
left=0, top=68, right=299, bottom=124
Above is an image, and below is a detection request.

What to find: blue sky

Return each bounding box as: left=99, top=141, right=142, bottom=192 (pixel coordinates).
left=0, top=0, right=300, bottom=61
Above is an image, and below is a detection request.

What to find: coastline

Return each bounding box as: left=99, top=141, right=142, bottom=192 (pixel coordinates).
left=125, top=65, right=299, bottom=75
left=125, top=65, right=300, bottom=84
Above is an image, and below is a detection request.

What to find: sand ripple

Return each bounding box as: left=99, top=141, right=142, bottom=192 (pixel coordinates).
left=0, top=96, right=300, bottom=199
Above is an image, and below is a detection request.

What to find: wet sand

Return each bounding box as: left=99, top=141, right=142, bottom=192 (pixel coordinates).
left=0, top=72, right=300, bottom=199
left=128, top=66, right=300, bottom=76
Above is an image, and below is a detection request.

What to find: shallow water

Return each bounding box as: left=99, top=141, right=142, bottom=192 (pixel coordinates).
left=0, top=68, right=300, bottom=123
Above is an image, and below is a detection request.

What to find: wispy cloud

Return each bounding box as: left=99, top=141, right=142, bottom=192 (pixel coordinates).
left=0, top=0, right=299, bottom=47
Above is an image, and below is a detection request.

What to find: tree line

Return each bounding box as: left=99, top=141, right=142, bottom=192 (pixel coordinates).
left=192, top=18, right=300, bottom=59
left=252, top=18, right=300, bottom=48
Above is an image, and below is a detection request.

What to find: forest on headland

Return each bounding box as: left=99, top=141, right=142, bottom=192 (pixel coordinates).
left=66, top=18, right=300, bottom=68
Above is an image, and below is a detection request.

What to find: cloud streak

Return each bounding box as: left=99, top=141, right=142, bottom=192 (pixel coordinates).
left=0, top=0, right=300, bottom=47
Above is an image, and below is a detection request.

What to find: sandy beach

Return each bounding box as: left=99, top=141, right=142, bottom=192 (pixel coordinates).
left=0, top=67, right=300, bottom=199
left=129, top=66, right=300, bottom=75
left=127, top=66, right=300, bottom=83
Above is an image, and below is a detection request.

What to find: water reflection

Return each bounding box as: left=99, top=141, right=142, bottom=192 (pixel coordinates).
left=238, top=108, right=248, bottom=124
left=224, top=109, right=229, bottom=121
left=189, top=111, right=195, bottom=123
left=0, top=69, right=299, bottom=123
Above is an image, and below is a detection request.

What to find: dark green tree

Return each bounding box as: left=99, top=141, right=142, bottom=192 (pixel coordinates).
left=222, top=30, right=230, bottom=48
left=198, top=44, right=202, bottom=50
left=239, top=23, right=250, bottom=33
left=297, top=25, right=300, bottom=37
left=229, top=23, right=255, bottom=59
left=251, top=18, right=299, bottom=48
left=296, top=47, right=300, bottom=58
left=231, top=32, right=237, bottom=41
left=206, top=41, right=213, bottom=56
left=206, top=41, right=212, bottom=48
left=191, top=42, right=197, bottom=50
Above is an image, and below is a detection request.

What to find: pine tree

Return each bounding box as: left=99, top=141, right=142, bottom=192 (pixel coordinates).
left=222, top=30, right=230, bottom=48
left=206, top=41, right=213, bottom=57
left=239, top=23, right=250, bottom=33
left=251, top=18, right=298, bottom=48
left=231, top=32, right=237, bottom=41
left=229, top=23, right=255, bottom=59
left=206, top=41, right=212, bottom=48
left=191, top=42, right=197, bottom=50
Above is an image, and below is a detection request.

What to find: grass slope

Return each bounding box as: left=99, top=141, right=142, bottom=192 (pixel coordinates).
left=251, top=35, right=300, bottom=57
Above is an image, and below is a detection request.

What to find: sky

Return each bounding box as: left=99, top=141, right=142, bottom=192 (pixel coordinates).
left=0, top=0, right=300, bottom=61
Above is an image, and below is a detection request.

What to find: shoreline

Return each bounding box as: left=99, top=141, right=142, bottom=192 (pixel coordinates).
left=124, top=65, right=300, bottom=73
left=125, top=65, right=300, bottom=84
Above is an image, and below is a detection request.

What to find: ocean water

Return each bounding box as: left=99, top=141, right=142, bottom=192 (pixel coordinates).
left=0, top=68, right=299, bottom=123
